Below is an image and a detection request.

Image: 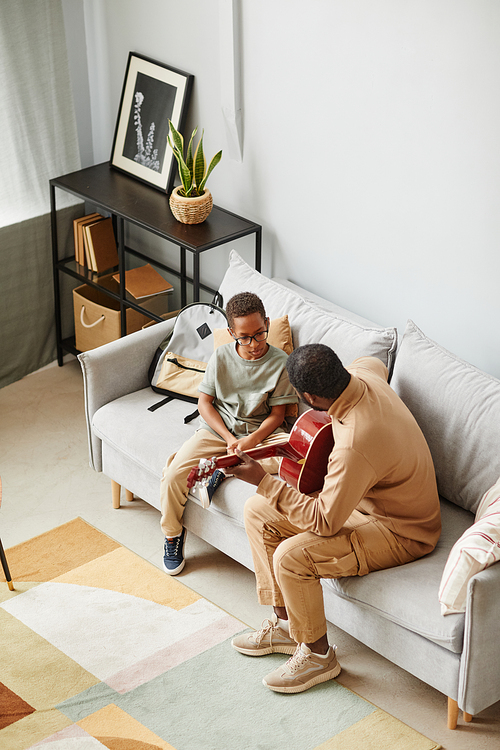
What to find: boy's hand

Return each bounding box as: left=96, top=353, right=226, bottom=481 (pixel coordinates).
left=227, top=435, right=258, bottom=453
left=230, top=450, right=266, bottom=486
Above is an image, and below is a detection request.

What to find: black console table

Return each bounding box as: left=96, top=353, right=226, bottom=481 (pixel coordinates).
left=50, top=162, right=262, bottom=365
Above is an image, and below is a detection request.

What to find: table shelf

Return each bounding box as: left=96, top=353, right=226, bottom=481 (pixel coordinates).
left=50, top=162, right=262, bottom=364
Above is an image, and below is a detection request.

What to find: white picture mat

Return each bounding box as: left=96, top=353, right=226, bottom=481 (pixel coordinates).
left=111, top=55, right=190, bottom=190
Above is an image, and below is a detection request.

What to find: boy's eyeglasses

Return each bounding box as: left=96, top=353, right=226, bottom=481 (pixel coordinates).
left=230, top=328, right=269, bottom=346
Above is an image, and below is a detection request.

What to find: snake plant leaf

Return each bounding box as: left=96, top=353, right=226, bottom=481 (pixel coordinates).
left=193, top=134, right=206, bottom=194
left=169, top=146, right=192, bottom=195
left=167, top=122, right=221, bottom=198
left=168, top=121, right=184, bottom=155
left=178, top=158, right=193, bottom=195
left=199, top=150, right=223, bottom=193
left=185, top=127, right=197, bottom=176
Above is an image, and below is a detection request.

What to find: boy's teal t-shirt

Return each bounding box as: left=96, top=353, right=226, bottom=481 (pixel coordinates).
left=198, top=342, right=297, bottom=439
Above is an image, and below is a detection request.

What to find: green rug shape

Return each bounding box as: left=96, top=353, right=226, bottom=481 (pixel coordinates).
left=60, top=636, right=373, bottom=750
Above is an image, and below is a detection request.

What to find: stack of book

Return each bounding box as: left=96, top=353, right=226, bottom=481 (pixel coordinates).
left=73, top=213, right=119, bottom=275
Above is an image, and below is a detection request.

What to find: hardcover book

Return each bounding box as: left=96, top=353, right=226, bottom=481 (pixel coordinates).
left=112, top=263, right=173, bottom=299
left=84, top=217, right=119, bottom=274
left=73, top=213, right=102, bottom=265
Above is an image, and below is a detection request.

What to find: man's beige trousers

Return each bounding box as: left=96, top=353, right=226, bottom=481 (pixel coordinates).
left=244, top=494, right=417, bottom=644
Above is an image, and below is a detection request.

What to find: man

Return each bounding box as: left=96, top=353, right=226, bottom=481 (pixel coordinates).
left=230, top=344, right=441, bottom=694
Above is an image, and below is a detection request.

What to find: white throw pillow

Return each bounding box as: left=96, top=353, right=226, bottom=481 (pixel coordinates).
left=218, top=250, right=398, bottom=370
left=439, top=476, right=500, bottom=615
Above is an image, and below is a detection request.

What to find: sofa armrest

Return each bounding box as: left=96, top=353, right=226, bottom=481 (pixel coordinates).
left=77, top=319, right=175, bottom=471
left=459, top=563, right=500, bottom=715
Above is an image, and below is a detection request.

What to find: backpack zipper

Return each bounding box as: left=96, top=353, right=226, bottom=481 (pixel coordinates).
left=166, top=357, right=205, bottom=373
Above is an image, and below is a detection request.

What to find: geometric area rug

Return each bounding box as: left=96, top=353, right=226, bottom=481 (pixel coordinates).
left=1, top=519, right=441, bottom=750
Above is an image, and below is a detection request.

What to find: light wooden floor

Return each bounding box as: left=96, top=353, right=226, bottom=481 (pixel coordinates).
left=1, top=358, right=499, bottom=749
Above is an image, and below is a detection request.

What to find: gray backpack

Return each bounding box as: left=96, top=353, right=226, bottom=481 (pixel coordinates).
left=148, top=295, right=227, bottom=421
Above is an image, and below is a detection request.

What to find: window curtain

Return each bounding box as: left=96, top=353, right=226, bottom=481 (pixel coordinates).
left=0, top=0, right=81, bottom=388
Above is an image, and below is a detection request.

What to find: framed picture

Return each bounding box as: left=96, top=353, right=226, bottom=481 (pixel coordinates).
left=110, top=52, right=193, bottom=192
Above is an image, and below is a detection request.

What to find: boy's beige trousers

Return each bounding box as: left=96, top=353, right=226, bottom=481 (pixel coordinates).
left=160, top=428, right=278, bottom=537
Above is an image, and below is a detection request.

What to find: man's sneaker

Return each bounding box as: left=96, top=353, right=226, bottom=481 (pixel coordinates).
left=262, top=642, right=341, bottom=693
left=231, top=614, right=297, bottom=656
left=162, top=528, right=185, bottom=575
left=199, top=469, right=226, bottom=509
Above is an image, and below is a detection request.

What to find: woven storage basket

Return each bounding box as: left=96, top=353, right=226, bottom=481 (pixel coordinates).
left=73, top=276, right=151, bottom=352
left=169, top=187, right=213, bottom=224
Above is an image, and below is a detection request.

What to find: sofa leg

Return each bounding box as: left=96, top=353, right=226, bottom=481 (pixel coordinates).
left=448, top=697, right=459, bottom=730
left=125, top=489, right=134, bottom=502
left=111, top=480, right=121, bottom=509
left=463, top=712, right=473, bottom=723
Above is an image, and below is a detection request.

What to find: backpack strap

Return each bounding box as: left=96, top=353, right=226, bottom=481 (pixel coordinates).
left=148, top=395, right=174, bottom=412
left=148, top=396, right=199, bottom=423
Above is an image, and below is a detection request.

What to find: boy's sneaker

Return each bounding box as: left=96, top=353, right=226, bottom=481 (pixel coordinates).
left=231, top=614, right=297, bottom=656
left=162, top=528, right=186, bottom=575
left=262, top=642, right=341, bottom=693
left=199, top=469, right=226, bottom=509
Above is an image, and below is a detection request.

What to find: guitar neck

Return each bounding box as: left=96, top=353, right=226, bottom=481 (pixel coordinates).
left=214, top=440, right=298, bottom=471
left=188, top=409, right=333, bottom=490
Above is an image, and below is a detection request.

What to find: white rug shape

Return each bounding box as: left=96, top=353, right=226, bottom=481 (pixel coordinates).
left=2, top=582, right=227, bottom=680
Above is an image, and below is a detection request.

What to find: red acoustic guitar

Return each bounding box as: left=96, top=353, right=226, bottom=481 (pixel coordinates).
left=187, top=409, right=334, bottom=495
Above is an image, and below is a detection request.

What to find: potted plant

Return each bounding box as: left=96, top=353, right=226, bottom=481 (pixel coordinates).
left=167, top=121, right=222, bottom=224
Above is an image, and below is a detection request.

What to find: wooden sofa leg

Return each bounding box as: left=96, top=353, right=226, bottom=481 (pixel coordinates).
left=448, top=697, right=459, bottom=730
left=125, top=489, right=134, bottom=502
left=111, top=480, right=121, bottom=509
left=463, top=711, right=473, bottom=723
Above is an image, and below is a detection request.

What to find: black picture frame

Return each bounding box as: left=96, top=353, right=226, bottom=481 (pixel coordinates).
left=110, top=52, right=193, bottom=193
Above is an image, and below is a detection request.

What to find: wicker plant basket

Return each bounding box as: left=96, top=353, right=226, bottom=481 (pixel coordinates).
left=169, top=187, right=213, bottom=224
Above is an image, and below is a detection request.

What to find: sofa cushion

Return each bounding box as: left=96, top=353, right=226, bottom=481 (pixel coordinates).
left=219, top=251, right=398, bottom=371
left=324, top=499, right=472, bottom=653
left=92, top=389, right=199, bottom=483
left=439, top=476, right=500, bottom=615
left=390, top=320, right=500, bottom=513
left=213, top=315, right=294, bottom=355
left=92, top=387, right=264, bottom=522
left=275, top=279, right=384, bottom=329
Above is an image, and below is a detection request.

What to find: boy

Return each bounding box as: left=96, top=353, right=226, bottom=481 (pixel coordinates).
left=160, top=292, right=298, bottom=575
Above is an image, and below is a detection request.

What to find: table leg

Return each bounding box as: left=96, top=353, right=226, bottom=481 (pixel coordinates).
left=193, top=252, right=200, bottom=302
left=255, top=226, right=262, bottom=272
left=0, top=538, right=14, bottom=591
left=50, top=185, right=64, bottom=366
left=180, top=246, right=187, bottom=307
left=117, top=218, right=126, bottom=337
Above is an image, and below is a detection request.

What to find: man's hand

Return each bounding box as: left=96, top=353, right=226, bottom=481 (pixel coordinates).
left=230, top=449, right=267, bottom=486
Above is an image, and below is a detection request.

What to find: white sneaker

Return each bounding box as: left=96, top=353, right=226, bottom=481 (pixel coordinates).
left=262, top=642, right=341, bottom=693
left=231, top=614, right=297, bottom=656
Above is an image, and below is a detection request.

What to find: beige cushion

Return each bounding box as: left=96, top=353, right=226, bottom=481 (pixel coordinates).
left=439, top=476, right=500, bottom=615
left=213, top=315, right=293, bottom=355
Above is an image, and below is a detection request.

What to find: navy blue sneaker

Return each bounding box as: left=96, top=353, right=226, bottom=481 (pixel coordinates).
left=163, top=528, right=186, bottom=575
left=199, top=469, right=227, bottom=509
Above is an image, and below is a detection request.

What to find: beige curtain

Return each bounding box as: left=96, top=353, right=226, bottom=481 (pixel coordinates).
left=0, top=0, right=81, bottom=387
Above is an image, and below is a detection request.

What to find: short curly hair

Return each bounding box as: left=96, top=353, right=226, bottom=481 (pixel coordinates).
left=226, top=292, right=267, bottom=329
left=287, top=344, right=350, bottom=400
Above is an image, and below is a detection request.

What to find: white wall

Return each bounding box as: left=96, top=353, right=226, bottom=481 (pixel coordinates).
left=68, top=0, right=500, bottom=376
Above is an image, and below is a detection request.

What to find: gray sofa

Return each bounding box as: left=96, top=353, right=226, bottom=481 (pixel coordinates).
left=78, top=250, right=500, bottom=729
